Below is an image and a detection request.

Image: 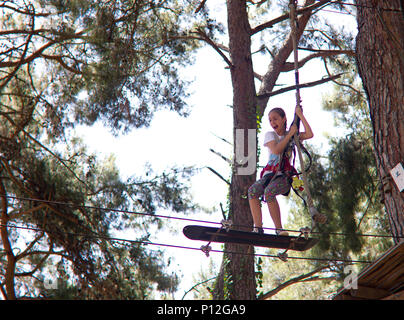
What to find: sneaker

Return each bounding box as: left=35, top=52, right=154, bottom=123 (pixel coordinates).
left=276, top=229, right=289, bottom=236
left=253, top=227, right=264, bottom=234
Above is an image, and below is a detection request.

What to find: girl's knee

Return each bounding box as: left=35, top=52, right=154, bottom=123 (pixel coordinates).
left=264, top=192, right=276, bottom=203
left=264, top=177, right=290, bottom=201
left=248, top=183, right=263, bottom=200
left=264, top=184, right=275, bottom=202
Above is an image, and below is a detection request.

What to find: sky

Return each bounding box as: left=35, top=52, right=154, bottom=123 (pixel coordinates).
left=76, top=2, right=357, bottom=299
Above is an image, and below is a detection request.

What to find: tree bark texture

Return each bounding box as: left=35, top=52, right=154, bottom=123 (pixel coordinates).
left=0, top=179, right=16, bottom=299
left=217, top=0, right=257, bottom=300
left=355, top=0, right=404, bottom=243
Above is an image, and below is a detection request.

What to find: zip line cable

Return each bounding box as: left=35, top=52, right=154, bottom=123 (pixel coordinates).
left=2, top=194, right=402, bottom=239
left=0, top=223, right=372, bottom=264
left=2, top=194, right=220, bottom=226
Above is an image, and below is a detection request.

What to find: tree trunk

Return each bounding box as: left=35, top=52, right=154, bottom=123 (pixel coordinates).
left=213, top=0, right=321, bottom=300
left=355, top=0, right=404, bottom=243
left=0, top=180, right=16, bottom=300
left=214, top=0, right=257, bottom=300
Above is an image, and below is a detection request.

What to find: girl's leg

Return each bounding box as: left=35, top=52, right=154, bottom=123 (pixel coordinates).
left=267, top=199, right=282, bottom=230
left=249, top=198, right=262, bottom=228
left=248, top=179, right=265, bottom=230
left=264, top=175, right=291, bottom=234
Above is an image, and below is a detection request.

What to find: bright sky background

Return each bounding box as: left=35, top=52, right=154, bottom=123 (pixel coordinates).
left=76, top=2, right=357, bottom=299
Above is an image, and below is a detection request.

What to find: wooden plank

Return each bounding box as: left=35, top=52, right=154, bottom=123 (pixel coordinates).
left=382, top=290, right=404, bottom=300
left=382, top=267, right=404, bottom=289
left=183, top=225, right=319, bottom=251
left=333, top=242, right=404, bottom=299
left=357, top=243, right=404, bottom=288
left=350, top=285, right=390, bottom=300
left=334, top=293, right=366, bottom=300
left=360, top=243, right=403, bottom=279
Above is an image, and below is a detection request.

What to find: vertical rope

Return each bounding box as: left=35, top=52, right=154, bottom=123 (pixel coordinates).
left=289, top=0, right=301, bottom=130
left=288, top=0, right=326, bottom=225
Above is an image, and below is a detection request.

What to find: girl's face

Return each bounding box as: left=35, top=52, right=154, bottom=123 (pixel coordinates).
left=269, top=111, right=286, bottom=135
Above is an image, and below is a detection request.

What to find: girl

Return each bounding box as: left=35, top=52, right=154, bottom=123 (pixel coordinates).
left=248, top=106, right=313, bottom=236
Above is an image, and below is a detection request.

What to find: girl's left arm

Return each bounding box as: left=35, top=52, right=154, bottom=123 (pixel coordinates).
left=295, top=106, right=313, bottom=141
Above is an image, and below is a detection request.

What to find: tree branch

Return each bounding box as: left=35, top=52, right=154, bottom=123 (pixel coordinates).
left=0, top=3, right=55, bottom=17
left=0, top=31, right=86, bottom=69
left=322, top=57, right=363, bottom=95
left=254, top=72, right=264, bottom=81
left=0, top=28, right=50, bottom=36
left=0, top=13, right=35, bottom=91
left=2, top=111, right=91, bottom=192
left=193, top=29, right=234, bottom=69
left=22, top=130, right=92, bottom=192
left=257, top=73, right=343, bottom=99
left=9, top=203, right=47, bottom=220
left=15, top=233, right=46, bottom=261
left=281, top=49, right=355, bottom=72
left=206, top=167, right=230, bottom=186
left=15, top=253, right=50, bottom=277
left=195, top=0, right=208, bottom=13
left=40, top=54, right=82, bottom=74
left=16, top=249, right=68, bottom=262
left=0, top=40, right=56, bottom=69
left=250, top=0, right=331, bottom=35
left=209, top=148, right=231, bottom=163
left=181, top=276, right=216, bottom=299
left=0, top=157, right=33, bottom=196
left=259, top=264, right=331, bottom=300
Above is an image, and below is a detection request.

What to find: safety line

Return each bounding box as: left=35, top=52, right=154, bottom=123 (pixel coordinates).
left=2, top=194, right=221, bottom=226
left=2, top=194, right=402, bottom=239
left=1, top=223, right=371, bottom=264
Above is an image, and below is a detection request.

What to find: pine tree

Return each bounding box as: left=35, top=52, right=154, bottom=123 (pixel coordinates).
left=0, top=0, right=201, bottom=299
left=355, top=0, right=404, bottom=242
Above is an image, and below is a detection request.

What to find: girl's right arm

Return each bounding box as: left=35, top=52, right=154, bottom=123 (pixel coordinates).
left=295, top=107, right=313, bottom=141
left=264, top=126, right=297, bottom=155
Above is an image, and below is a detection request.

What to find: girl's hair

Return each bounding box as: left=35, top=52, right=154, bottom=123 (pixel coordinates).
left=269, top=107, right=287, bottom=129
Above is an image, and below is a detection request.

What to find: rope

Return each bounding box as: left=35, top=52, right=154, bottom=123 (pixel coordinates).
left=288, top=0, right=326, bottom=227
left=289, top=0, right=302, bottom=129
left=1, top=223, right=372, bottom=264
left=2, top=194, right=220, bottom=226
left=3, top=194, right=402, bottom=239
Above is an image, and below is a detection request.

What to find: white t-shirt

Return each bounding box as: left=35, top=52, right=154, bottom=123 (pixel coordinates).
left=263, top=131, right=286, bottom=167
